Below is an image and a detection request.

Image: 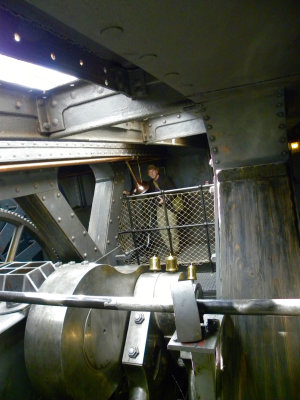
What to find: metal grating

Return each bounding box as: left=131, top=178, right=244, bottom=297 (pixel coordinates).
left=118, top=185, right=215, bottom=266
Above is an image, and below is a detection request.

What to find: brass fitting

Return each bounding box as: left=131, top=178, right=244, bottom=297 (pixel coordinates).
left=187, top=263, right=197, bottom=280
left=165, top=254, right=178, bottom=272
left=149, top=255, right=161, bottom=271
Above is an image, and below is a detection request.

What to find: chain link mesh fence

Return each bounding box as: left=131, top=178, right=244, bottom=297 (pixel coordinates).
left=118, top=185, right=215, bottom=266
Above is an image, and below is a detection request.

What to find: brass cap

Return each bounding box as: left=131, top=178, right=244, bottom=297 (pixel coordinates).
left=165, top=254, right=178, bottom=272
left=149, top=255, right=161, bottom=271
left=187, top=263, right=197, bottom=280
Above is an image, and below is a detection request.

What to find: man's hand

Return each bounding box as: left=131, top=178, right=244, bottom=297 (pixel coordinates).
left=158, top=196, right=164, bottom=204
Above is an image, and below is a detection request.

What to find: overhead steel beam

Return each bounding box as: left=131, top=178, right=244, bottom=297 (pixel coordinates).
left=0, top=140, right=162, bottom=163
left=37, top=81, right=193, bottom=136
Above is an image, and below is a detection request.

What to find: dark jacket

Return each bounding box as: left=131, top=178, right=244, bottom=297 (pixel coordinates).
left=148, top=175, right=175, bottom=192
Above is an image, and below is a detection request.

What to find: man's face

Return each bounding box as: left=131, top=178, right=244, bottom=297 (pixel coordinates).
left=148, top=168, right=159, bottom=180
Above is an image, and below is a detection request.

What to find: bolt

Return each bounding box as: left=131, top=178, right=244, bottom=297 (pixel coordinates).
left=43, top=122, right=50, bottom=130
left=58, top=217, right=62, bottom=222
left=128, top=346, right=139, bottom=358
left=15, top=101, right=22, bottom=109
left=134, top=313, right=145, bottom=324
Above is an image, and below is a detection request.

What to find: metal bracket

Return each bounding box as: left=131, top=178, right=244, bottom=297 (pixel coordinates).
left=143, top=111, right=206, bottom=143
left=203, top=88, right=289, bottom=169
left=171, top=280, right=202, bottom=342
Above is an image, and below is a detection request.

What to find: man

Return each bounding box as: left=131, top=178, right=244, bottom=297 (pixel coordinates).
left=147, top=164, right=179, bottom=254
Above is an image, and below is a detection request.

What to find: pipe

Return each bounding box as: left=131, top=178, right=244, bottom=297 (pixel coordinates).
left=0, top=156, right=135, bottom=173
left=1, top=291, right=300, bottom=316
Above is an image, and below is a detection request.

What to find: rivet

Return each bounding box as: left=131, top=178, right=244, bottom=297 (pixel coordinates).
left=115, top=235, right=118, bottom=239
left=110, top=219, right=113, bottom=223
left=281, top=151, right=288, bottom=156
left=204, top=115, right=210, bottom=121
left=276, top=112, right=284, bottom=117
left=276, top=102, right=283, bottom=107
left=112, top=199, right=115, bottom=203
left=71, top=213, right=74, bottom=218
left=83, top=253, right=87, bottom=258
left=177, top=114, right=181, bottom=118
left=105, top=79, right=109, bottom=86
left=52, top=118, right=59, bottom=126
left=215, top=160, right=220, bottom=164
left=117, top=216, right=120, bottom=219
left=34, top=183, right=38, bottom=189
left=163, top=120, right=167, bottom=124
left=139, top=53, right=157, bottom=61
left=43, top=122, right=50, bottom=130
left=42, top=196, right=46, bottom=201
left=15, top=187, right=20, bottom=193
left=100, top=26, right=124, bottom=37
left=83, top=231, right=87, bottom=236
left=71, top=236, right=75, bottom=241
left=57, top=192, right=61, bottom=197
left=148, top=123, right=152, bottom=127
left=209, top=135, right=215, bottom=141
left=79, top=59, right=84, bottom=66
left=50, top=181, right=54, bottom=187
left=212, top=147, right=218, bottom=153
left=58, top=217, right=62, bottom=222
left=37, top=99, right=44, bottom=106
left=51, top=100, right=57, bottom=107
left=94, top=247, right=98, bottom=252
left=207, top=124, right=213, bottom=130
left=14, top=33, right=21, bottom=42
left=15, top=101, right=22, bottom=109
left=280, top=137, right=286, bottom=143
left=279, top=123, right=286, bottom=129
left=107, top=240, right=110, bottom=244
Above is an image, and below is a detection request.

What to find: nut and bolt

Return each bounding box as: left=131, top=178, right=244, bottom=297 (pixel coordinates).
left=128, top=346, right=139, bottom=358
left=134, top=312, right=145, bottom=324
left=43, top=122, right=50, bottom=130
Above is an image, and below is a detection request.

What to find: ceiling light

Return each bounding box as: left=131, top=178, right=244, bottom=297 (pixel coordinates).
left=0, top=54, right=77, bottom=91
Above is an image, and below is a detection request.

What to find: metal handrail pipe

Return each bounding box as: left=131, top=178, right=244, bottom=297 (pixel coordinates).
left=2, top=291, right=300, bottom=316
left=127, top=184, right=213, bottom=198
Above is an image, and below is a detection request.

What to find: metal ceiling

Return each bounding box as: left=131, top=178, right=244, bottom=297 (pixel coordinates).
left=2, top=0, right=299, bottom=103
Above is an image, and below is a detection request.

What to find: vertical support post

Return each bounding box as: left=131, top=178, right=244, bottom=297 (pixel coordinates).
left=126, top=196, right=140, bottom=265
left=200, top=186, right=213, bottom=270
left=217, top=163, right=300, bottom=399
left=161, top=190, right=174, bottom=255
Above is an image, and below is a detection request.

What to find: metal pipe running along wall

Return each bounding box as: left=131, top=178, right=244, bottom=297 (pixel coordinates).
left=1, top=291, right=300, bottom=316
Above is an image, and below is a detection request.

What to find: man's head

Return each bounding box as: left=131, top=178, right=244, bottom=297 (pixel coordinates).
left=147, top=164, right=159, bottom=180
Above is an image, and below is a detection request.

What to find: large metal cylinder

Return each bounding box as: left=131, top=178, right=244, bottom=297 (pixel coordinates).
left=25, top=263, right=147, bottom=400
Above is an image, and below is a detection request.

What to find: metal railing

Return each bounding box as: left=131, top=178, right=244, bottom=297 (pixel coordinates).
left=118, top=185, right=215, bottom=266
